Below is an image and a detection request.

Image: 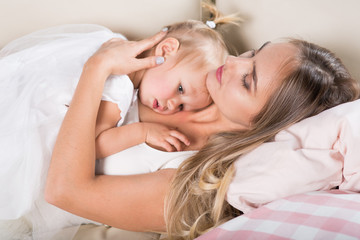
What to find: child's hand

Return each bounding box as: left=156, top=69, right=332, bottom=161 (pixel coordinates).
left=87, top=30, right=167, bottom=76
left=143, top=123, right=190, bottom=152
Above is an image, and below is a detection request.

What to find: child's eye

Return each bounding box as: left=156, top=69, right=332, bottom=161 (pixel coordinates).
left=179, top=104, right=184, bottom=111
left=178, top=84, right=184, bottom=94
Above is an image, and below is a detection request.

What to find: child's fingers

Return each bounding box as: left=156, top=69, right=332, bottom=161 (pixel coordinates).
left=160, top=141, right=175, bottom=152
left=165, top=137, right=183, bottom=152
left=169, top=131, right=190, bottom=146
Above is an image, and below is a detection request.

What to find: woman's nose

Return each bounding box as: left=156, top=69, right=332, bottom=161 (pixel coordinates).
left=225, top=55, right=252, bottom=68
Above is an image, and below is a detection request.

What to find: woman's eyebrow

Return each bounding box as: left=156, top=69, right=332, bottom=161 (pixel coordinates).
left=258, top=41, right=271, bottom=53
left=252, top=42, right=270, bottom=94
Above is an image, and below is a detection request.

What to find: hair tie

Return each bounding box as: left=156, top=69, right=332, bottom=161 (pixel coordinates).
left=206, top=20, right=216, bottom=29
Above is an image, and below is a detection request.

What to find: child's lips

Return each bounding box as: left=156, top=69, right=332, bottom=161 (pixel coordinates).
left=216, top=65, right=224, bottom=84
left=153, top=99, right=167, bottom=112
left=153, top=99, right=159, bottom=109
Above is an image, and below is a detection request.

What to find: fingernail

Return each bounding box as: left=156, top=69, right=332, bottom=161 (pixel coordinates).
left=156, top=56, right=165, bottom=65
left=161, top=27, right=168, bottom=32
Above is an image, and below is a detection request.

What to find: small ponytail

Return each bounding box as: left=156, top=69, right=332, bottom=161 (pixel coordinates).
left=202, top=0, right=243, bottom=29
left=155, top=1, right=242, bottom=72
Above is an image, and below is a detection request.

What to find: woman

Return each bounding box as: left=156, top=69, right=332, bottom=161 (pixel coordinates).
left=45, top=30, right=360, bottom=239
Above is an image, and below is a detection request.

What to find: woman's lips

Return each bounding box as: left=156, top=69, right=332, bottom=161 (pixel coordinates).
left=216, top=65, right=224, bottom=84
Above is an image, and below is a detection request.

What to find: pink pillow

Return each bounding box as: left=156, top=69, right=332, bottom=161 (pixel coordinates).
left=227, top=99, right=360, bottom=213
left=200, top=190, right=360, bottom=239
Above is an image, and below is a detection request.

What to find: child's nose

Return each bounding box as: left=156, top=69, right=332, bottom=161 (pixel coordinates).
left=167, top=98, right=180, bottom=111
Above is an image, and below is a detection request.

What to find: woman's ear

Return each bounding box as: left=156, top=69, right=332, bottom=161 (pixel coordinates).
left=154, top=37, right=180, bottom=57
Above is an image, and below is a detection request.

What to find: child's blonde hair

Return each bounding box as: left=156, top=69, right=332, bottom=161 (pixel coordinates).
left=161, top=1, right=241, bottom=71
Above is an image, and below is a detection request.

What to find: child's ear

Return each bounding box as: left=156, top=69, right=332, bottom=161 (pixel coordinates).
left=155, top=37, right=180, bottom=57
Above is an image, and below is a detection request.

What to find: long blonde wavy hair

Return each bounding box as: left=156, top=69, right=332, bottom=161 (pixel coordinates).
left=165, top=39, right=360, bottom=239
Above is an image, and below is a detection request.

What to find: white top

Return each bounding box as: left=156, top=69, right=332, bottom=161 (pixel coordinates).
left=0, top=24, right=195, bottom=240
left=101, top=74, right=135, bottom=126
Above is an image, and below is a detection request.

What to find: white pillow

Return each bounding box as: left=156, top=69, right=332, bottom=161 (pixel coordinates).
left=227, top=99, right=360, bottom=213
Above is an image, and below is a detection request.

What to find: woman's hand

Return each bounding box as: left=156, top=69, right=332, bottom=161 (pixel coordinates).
left=87, top=30, right=167, bottom=76
left=142, top=122, right=190, bottom=152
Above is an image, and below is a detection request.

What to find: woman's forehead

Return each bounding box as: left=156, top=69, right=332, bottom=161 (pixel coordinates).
left=255, top=42, right=297, bottom=96
left=257, top=42, right=297, bottom=77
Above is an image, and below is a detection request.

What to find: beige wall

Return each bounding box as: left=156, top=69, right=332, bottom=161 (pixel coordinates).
left=1, top=0, right=359, bottom=80
left=0, top=0, right=200, bottom=45
left=217, top=0, right=360, bottom=80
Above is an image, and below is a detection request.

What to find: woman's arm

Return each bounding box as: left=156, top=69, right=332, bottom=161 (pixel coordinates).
left=45, top=31, right=172, bottom=232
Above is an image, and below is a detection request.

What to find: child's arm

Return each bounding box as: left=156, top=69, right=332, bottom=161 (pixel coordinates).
left=96, top=101, right=190, bottom=159
left=95, top=100, right=121, bottom=138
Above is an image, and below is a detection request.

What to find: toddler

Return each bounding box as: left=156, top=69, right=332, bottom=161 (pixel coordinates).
left=95, top=11, right=239, bottom=157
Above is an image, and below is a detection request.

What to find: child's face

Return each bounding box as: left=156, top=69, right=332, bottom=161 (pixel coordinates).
left=139, top=58, right=212, bottom=115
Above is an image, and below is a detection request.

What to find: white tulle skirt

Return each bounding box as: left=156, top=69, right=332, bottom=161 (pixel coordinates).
left=0, top=24, right=122, bottom=239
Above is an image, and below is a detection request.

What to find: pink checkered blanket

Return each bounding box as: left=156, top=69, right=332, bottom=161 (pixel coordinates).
left=197, top=190, right=360, bottom=239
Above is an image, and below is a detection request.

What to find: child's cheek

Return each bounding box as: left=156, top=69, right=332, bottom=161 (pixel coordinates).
left=157, top=80, right=174, bottom=98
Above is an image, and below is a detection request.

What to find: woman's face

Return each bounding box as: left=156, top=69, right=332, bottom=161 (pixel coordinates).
left=206, top=42, right=297, bottom=127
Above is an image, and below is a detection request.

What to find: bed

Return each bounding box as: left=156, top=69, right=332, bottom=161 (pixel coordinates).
left=2, top=0, right=360, bottom=239
left=198, top=190, right=360, bottom=239
left=70, top=189, right=360, bottom=240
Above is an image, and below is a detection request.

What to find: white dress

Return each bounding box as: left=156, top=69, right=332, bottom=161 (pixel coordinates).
left=0, top=24, right=195, bottom=240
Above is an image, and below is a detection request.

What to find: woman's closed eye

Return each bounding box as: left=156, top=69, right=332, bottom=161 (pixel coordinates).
left=240, top=50, right=255, bottom=90
left=242, top=74, right=250, bottom=90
